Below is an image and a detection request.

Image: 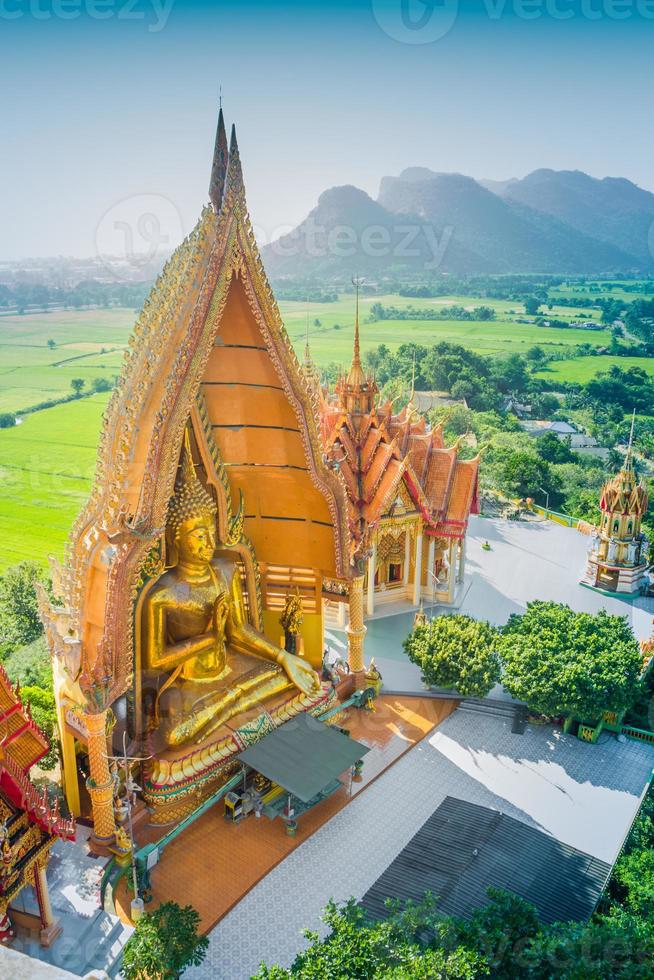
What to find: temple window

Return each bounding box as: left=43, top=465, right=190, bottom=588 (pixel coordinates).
left=613, top=520, right=619, bottom=533
left=388, top=562, right=402, bottom=583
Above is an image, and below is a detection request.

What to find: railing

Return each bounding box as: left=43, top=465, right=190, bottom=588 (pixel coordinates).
left=0, top=755, right=75, bottom=840
left=621, top=725, right=654, bottom=745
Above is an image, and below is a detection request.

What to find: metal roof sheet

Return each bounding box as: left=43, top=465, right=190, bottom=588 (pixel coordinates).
left=362, top=796, right=612, bottom=925
left=236, top=713, right=369, bottom=803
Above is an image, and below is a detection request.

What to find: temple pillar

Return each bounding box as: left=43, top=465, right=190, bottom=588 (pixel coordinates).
left=366, top=538, right=377, bottom=617
left=84, top=709, right=116, bottom=845
left=347, top=575, right=367, bottom=684
left=427, top=537, right=436, bottom=600
left=33, top=861, right=61, bottom=947
left=457, top=537, right=466, bottom=584
left=412, top=531, right=423, bottom=606
left=403, top=529, right=411, bottom=586
left=447, top=540, right=456, bottom=604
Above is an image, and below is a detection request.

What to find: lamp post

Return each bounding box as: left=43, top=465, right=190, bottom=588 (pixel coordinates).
left=538, top=486, right=550, bottom=513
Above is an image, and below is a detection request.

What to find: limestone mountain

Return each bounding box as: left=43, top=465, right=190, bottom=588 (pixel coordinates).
left=498, top=168, right=654, bottom=266
left=262, top=167, right=653, bottom=281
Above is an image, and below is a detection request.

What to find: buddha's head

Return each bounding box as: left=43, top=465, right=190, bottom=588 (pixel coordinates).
left=175, top=515, right=216, bottom=566
left=168, top=434, right=218, bottom=567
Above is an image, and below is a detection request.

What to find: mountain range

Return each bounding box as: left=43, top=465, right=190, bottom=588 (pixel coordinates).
left=262, top=168, right=654, bottom=280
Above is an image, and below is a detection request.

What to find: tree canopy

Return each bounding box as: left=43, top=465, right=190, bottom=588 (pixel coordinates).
left=500, top=601, right=643, bottom=720
left=403, top=616, right=501, bottom=698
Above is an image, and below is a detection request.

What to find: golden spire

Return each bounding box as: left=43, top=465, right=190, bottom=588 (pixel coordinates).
left=347, top=276, right=365, bottom=387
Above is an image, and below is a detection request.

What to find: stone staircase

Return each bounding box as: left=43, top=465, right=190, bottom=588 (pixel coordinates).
left=457, top=697, right=528, bottom=734
left=13, top=908, right=131, bottom=978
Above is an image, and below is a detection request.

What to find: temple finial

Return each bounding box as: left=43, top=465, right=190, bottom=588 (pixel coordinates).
left=347, top=276, right=364, bottom=386
left=209, top=103, right=228, bottom=211
left=225, top=122, right=244, bottom=198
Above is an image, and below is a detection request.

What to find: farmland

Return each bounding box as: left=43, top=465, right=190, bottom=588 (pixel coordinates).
left=537, top=355, right=654, bottom=384
left=0, top=393, right=111, bottom=570
left=0, top=285, right=652, bottom=571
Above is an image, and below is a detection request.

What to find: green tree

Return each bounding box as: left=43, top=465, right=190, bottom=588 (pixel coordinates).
left=70, top=377, right=85, bottom=396
left=439, top=888, right=541, bottom=979
left=91, top=376, right=112, bottom=393
left=121, top=902, right=209, bottom=980
left=0, top=562, right=49, bottom=648
left=403, top=616, right=500, bottom=698
left=21, top=685, right=58, bottom=770
left=253, top=898, right=486, bottom=979
left=500, top=452, right=559, bottom=500
left=524, top=912, right=654, bottom=980
left=500, top=601, right=642, bottom=721
left=524, top=297, right=541, bottom=316
left=612, top=849, right=654, bottom=918
left=47, top=338, right=56, bottom=349
left=536, top=432, right=574, bottom=464
left=0, top=412, right=16, bottom=428
left=525, top=345, right=546, bottom=365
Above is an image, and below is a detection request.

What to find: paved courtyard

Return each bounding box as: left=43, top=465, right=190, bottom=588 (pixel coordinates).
left=326, top=515, right=654, bottom=693
left=188, top=709, right=654, bottom=980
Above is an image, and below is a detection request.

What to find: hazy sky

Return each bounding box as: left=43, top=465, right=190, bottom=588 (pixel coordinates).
left=1, top=0, right=653, bottom=260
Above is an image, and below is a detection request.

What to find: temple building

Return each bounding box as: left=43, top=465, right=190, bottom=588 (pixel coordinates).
left=0, top=665, right=75, bottom=946
left=39, top=109, right=362, bottom=837
left=315, top=297, right=480, bottom=620
left=581, top=424, right=651, bottom=594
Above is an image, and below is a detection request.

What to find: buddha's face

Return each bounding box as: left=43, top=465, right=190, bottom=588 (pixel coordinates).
left=175, top=516, right=216, bottom=566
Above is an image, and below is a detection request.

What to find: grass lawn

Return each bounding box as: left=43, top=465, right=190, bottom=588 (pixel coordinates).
left=0, top=394, right=110, bottom=570
left=536, top=355, right=654, bottom=384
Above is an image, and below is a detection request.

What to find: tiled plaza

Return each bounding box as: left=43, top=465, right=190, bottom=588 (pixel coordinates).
left=188, top=709, right=654, bottom=980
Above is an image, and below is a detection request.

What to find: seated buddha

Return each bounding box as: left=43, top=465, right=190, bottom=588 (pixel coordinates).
left=142, top=442, right=321, bottom=749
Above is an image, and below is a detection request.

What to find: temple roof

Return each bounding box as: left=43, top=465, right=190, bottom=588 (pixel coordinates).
left=599, top=426, right=648, bottom=518
left=320, top=325, right=479, bottom=556
left=0, top=664, right=75, bottom=841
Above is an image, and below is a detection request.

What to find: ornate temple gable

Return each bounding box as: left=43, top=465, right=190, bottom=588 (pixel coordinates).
left=43, top=112, right=350, bottom=707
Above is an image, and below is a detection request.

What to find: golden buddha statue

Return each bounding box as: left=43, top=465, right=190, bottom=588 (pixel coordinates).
left=143, top=441, right=321, bottom=749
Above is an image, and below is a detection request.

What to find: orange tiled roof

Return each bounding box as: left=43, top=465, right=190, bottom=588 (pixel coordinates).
left=321, top=394, right=478, bottom=556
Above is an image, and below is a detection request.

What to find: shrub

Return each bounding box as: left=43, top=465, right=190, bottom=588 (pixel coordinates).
left=403, top=615, right=501, bottom=698
left=121, top=901, right=209, bottom=980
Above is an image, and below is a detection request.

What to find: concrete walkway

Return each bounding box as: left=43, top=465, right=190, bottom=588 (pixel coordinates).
left=188, top=710, right=654, bottom=980
left=325, top=516, right=654, bottom=695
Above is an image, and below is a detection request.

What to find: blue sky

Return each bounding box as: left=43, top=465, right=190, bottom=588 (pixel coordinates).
left=1, top=0, right=653, bottom=259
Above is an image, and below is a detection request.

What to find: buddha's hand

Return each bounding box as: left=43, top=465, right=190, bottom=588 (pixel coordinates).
left=280, top=652, right=321, bottom=696
left=212, top=592, right=229, bottom=636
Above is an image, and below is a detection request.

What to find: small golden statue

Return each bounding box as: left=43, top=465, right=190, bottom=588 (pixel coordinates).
left=142, top=438, right=320, bottom=749
left=279, top=590, right=303, bottom=655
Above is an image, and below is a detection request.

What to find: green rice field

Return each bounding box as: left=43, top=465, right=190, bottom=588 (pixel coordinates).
left=0, top=291, right=649, bottom=571
left=536, top=355, right=654, bottom=384
left=0, top=393, right=111, bottom=570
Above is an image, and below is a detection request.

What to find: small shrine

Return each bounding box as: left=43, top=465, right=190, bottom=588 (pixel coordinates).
left=39, top=109, right=362, bottom=840
left=581, top=419, right=651, bottom=594
left=0, top=665, right=75, bottom=946
left=315, top=291, right=480, bottom=620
